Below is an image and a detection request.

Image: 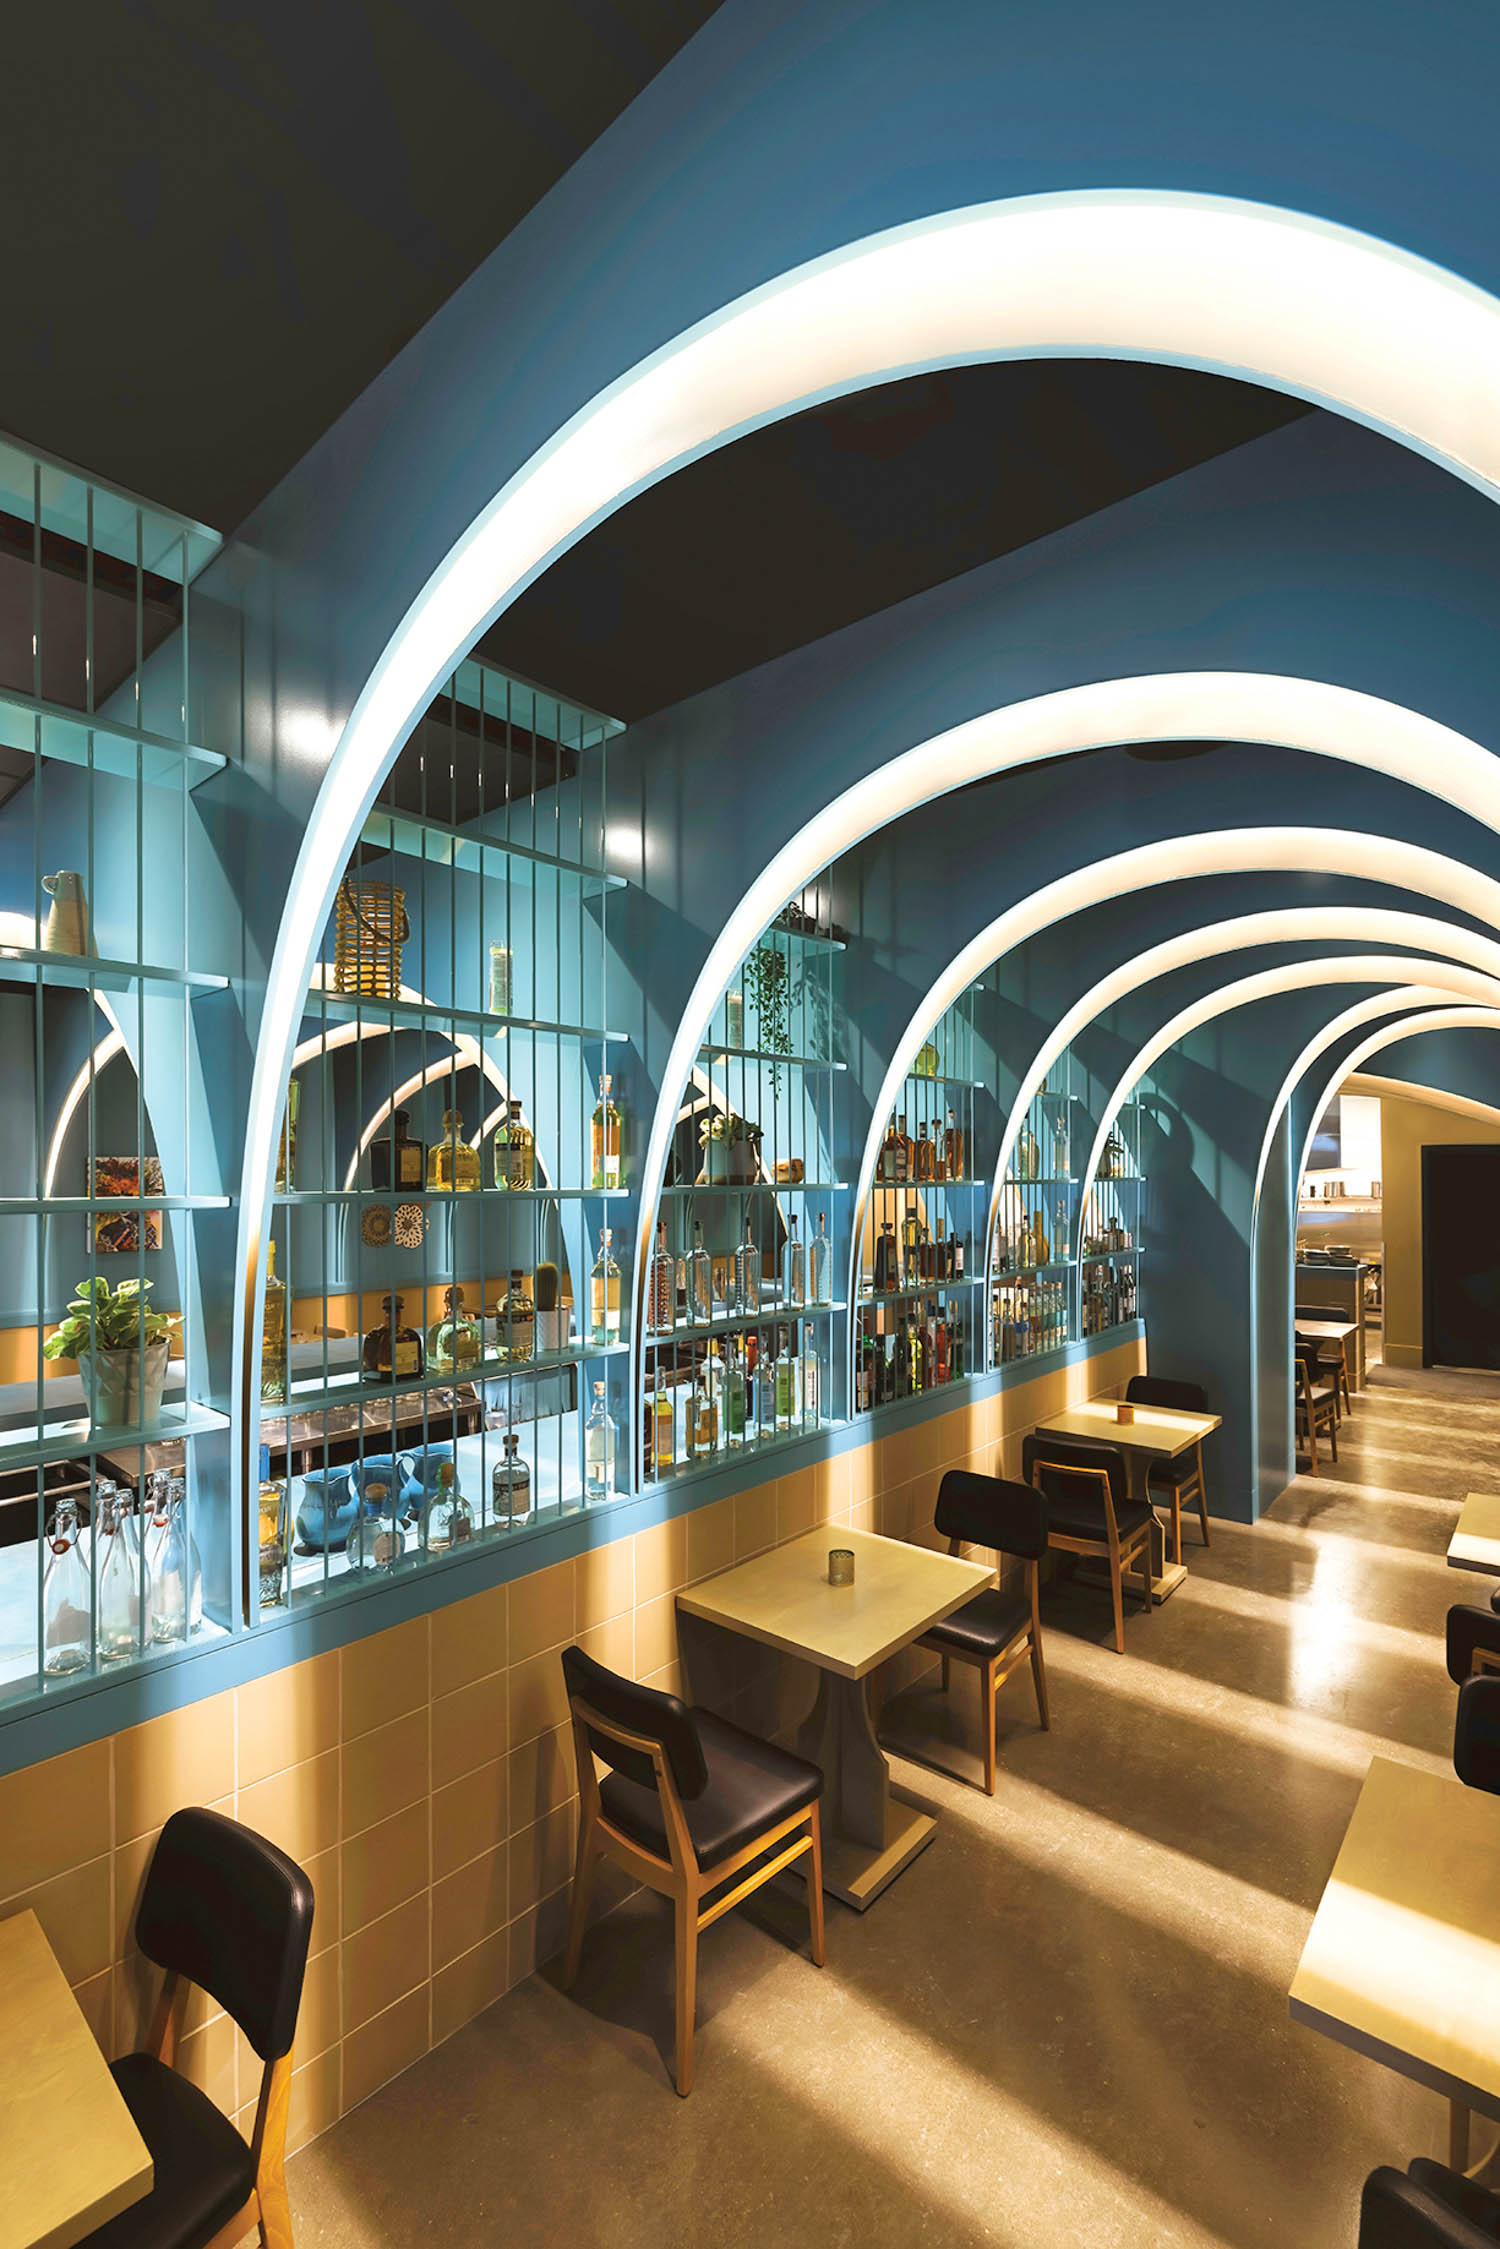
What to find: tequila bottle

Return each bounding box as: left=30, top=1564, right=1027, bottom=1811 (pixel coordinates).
left=423, top=1463, right=474, bottom=1556
left=496, top=1269, right=535, bottom=1364
left=494, top=1099, right=535, bottom=1191
left=774, top=1328, right=796, bottom=1433
left=261, top=1238, right=288, bottom=1404
left=584, top=1382, right=616, bottom=1500
left=800, top=1321, right=822, bottom=1429
left=371, top=1106, right=425, bottom=1191
left=915, top=1122, right=935, bottom=1182
left=722, top=1343, right=746, bottom=1450
left=733, top=1222, right=762, bottom=1315
left=873, top=1221, right=899, bottom=1296
left=428, top=1108, right=481, bottom=1192
left=894, top=1114, right=914, bottom=1181
left=686, top=1369, right=718, bottom=1459
left=689, top=1220, right=714, bottom=1324
left=590, top=1231, right=621, bottom=1345
left=1053, top=1112, right=1070, bottom=1178
left=591, top=1074, right=623, bottom=1189
left=944, top=1106, right=964, bottom=1181
left=781, top=1214, right=805, bottom=1309
left=491, top=1431, right=532, bottom=1526
left=42, top=1499, right=90, bottom=1674
left=809, top=1210, right=832, bottom=1304
left=348, top=1478, right=403, bottom=1573
left=1018, top=1123, right=1041, bottom=1181
left=879, top=1116, right=903, bottom=1183
left=362, top=1294, right=424, bottom=1381
left=429, top=1285, right=482, bottom=1373
left=648, top=1220, right=676, bottom=1333
left=96, top=1492, right=140, bottom=1663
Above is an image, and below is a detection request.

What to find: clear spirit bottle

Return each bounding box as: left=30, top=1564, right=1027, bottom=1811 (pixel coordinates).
left=689, top=1220, right=714, bottom=1324
left=348, top=1476, right=404, bottom=1573
left=423, top=1463, right=474, bottom=1556
left=494, top=1099, right=535, bottom=1190
left=149, top=1488, right=196, bottom=1645
left=809, top=1210, right=832, bottom=1304
left=491, top=1430, right=532, bottom=1526
left=42, top=1499, right=90, bottom=1674
left=649, top=1220, right=676, bottom=1333
left=261, top=1238, right=288, bottom=1404
left=733, top=1222, right=762, bottom=1315
left=686, top=1368, right=717, bottom=1459
left=429, top=1286, right=482, bottom=1373
left=781, top=1214, right=806, bottom=1309
left=590, top=1231, right=621, bottom=1345
left=1053, top=1111, right=1070, bottom=1179
left=257, top=1445, right=288, bottom=1610
left=800, top=1322, right=822, bottom=1429
left=362, top=1294, right=424, bottom=1381
left=722, top=1343, right=746, bottom=1450
left=96, top=1491, right=140, bottom=1662
left=496, top=1269, right=535, bottom=1364
left=428, top=1108, right=481, bottom=1192
left=591, top=1074, right=623, bottom=1189
left=774, top=1328, right=796, bottom=1433
left=585, top=1382, right=616, bottom=1500
left=944, top=1106, right=964, bottom=1181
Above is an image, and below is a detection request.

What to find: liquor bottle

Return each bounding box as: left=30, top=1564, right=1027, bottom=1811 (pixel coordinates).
left=1033, top=1208, right=1050, bottom=1266
left=257, top=1444, right=288, bottom=1610
left=348, top=1477, right=403, bottom=1572
left=781, top=1214, right=806, bottom=1308
left=907, top=1315, right=924, bottom=1394
left=733, top=1222, right=762, bottom=1315
left=42, top=1498, right=90, bottom=1674
left=371, top=1107, right=426, bottom=1192
left=649, top=1220, right=676, bottom=1333
left=591, top=1074, right=623, bottom=1189
left=423, top=1463, right=474, bottom=1556
left=934, top=1313, right=950, bottom=1386
left=774, top=1327, right=796, bottom=1433
left=935, top=1216, right=949, bottom=1279
left=944, top=1106, right=964, bottom=1181
left=686, top=1369, right=718, bottom=1459
left=915, top=1122, right=935, bottom=1182
left=955, top=1228, right=967, bottom=1279
left=585, top=1382, right=617, bottom=1499
left=96, top=1491, right=140, bottom=1662
left=901, top=1210, right=921, bottom=1287
left=274, top=1078, right=300, bottom=1193
left=496, top=1269, right=535, bottom=1364
left=261, top=1238, right=288, bottom=1404
left=895, top=1113, right=914, bottom=1181
left=491, top=1431, right=532, bottom=1526
left=807, top=1210, right=832, bottom=1304
left=652, top=1374, right=677, bottom=1475
left=363, top=1293, right=424, bottom=1381
left=690, top=1220, right=714, bottom=1324
left=494, top=1099, right=536, bottom=1191
left=149, top=1486, right=200, bottom=1644
left=428, top=1108, right=481, bottom=1192
left=879, top=1116, right=904, bottom=1183
left=800, top=1321, right=822, bottom=1429
left=856, top=1332, right=873, bottom=1414
left=429, top=1285, right=482, bottom=1374
left=1053, top=1111, right=1070, bottom=1179
left=873, top=1221, right=899, bottom=1296
left=1017, top=1123, right=1041, bottom=1182
left=722, top=1342, right=747, bottom=1449
left=590, top=1230, right=621, bottom=1344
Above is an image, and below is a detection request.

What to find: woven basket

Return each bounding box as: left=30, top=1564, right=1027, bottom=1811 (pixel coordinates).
left=333, top=879, right=409, bottom=998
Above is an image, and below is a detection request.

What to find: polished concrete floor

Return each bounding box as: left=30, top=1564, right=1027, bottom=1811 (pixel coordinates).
left=288, top=1343, right=1497, bottom=2247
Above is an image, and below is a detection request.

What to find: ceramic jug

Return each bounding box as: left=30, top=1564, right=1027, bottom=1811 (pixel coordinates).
left=41, top=871, right=93, bottom=957
left=293, top=1466, right=360, bottom=1554
left=392, top=1445, right=456, bottom=1522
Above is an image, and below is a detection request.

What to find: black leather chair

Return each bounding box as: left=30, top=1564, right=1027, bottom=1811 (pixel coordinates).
left=1295, top=1341, right=1339, bottom=1473
left=1023, top=1432, right=1152, bottom=1653
left=1454, top=1673, right=1500, bottom=1795
left=903, top=1470, right=1049, bottom=1795
left=1125, top=1373, right=1212, bottom=1557
left=80, top=1805, right=314, bottom=2249
left=560, top=1643, right=824, bottom=2096
left=1446, top=1604, right=1500, bottom=1686
left=1360, top=2160, right=1500, bottom=2246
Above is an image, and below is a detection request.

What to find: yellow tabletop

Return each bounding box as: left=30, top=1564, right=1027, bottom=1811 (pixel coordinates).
left=1449, top=1491, right=1500, bottom=1576
left=0, top=1909, right=152, bottom=2249
left=1289, top=1757, right=1500, bottom=2116
left=1295, top=1319, right=1358, bottom=1342
left=1034, top=1399, right=1220, bottom=1458
left=676, top=1526, right=993, bottom=1680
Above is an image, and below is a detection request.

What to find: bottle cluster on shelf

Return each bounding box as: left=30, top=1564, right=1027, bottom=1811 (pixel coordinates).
left=646, top=1318, right=825, bottom=1476
left=992, top=1275, right=1071, bottom=1361
left=1081, top=1260, right=1138, bottom=1335
left=855, top=1294, right=968, bottom=1408
left=646, top=1209, right=834, bottom=1334
left=876, top=1104, right=968, bottom=1184
left=42, top=1470, right=204, bottom=1676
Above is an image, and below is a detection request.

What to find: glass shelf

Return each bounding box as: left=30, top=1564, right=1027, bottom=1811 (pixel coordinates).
left=696, top=1044, right=845, bottom=1070
left=857, top=1273, right=986, bottom=1303
left=0, top=950, right=229, bottom=994
left=0, top=1400, right=228, bottom=1473
left=871, top=1176, right=983, bottom=1192
left=992, top=1259, right=1076, bottom=1281
left=273, top=1187, right=629, bottom=1206
left=903, top=1072, right=984, bottom=1091
left=647, top=1416, right=842, bottom=1482
left=357, top=805, right=626, bottom=891
left=0, top=1194, right=231, bottom=1215
left=1004, top=1174, right=1075, bottom=1189
left=0, top=685, right=226, bottom=790
left=1081, top=1245, right=1143, bottom=1259
left=301, top=991, right=627, bottom=1040
left=643, top=1300, right=847, bottom=1346
left=657, top=1180, right=847, bottom=1197
left=272, top=1339, right=629, bottom=1419
left=757, top=927, right=844, bottom=957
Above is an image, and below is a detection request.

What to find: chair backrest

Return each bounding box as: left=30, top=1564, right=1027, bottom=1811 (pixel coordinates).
left=1445, top=1606, right=1500, bottom=1685
left=1021, top=1433, right=1127, bottom=1527
left=1125, top=1373, right=1208, bottom=1415
left=135, top=1806, right=314, bottom=2062
left=1360, top=2161, right=1500, bottom=2247
left=933, top=1469, right=1047, bottom=1559
left=561, top=1641, right=708, bottom=1799
left=1454, top=1674, right=1500, bottom=1795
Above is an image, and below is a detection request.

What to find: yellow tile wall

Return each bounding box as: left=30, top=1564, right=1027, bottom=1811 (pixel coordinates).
left=0, top=1335, right=1141, bottom=2158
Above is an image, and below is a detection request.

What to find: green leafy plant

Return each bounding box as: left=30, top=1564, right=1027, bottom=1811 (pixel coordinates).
left=44, top=1276, right=174, bottom=1360
left=699, top=1111, right=760, bottom=1146
left=743, top=946, right=793, bottom=1092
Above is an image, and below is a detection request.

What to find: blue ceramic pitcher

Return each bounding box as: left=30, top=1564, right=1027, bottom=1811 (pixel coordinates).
left=293, top=1466, right=361, bottom=1554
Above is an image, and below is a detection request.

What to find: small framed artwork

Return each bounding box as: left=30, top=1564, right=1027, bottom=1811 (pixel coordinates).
left=90, top=1156, right=165, bottom=1252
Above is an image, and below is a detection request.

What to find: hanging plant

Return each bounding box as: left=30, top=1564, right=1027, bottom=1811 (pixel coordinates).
left=743, top=944, right=794, bottom=1093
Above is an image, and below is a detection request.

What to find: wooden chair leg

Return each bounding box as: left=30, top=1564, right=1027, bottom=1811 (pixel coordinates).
left=1137, top=1533, right=1153, bottom=1611
left=983, top=1660, right=997, bottom=1796
left=253, top=2051, right=294, bottom=2249
left=806, top=1810, right=826, bottom=1967
left=673, top=1895, right=698, bottom=2098
left=1195, top=1447, right=1210, bottom=1547
left=563, top=1811, right=599, bottom=1988
left=1029, top=1629, right=1050, bottom=1730
left=1109, top=1552, right=1126, bottom=1654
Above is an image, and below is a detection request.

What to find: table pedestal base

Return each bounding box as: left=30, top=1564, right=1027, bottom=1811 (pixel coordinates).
left=792, top=1669, right=937, bottom=1911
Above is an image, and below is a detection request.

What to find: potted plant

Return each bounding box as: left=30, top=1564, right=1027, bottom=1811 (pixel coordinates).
left=698, top=1111, right=762, bottom=1185
left=44, top=1277, right=174, bottom=1432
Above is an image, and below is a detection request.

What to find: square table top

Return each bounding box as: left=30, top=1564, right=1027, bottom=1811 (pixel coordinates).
left=1034, top=1398, right=1220, bottom=1459
left=1289, top=1756, right=1500, bottom=2117
left=0, top=1909, right=152, bottom=2249
left=1294, top=1318, right=1358, bottom=1342
left=1448, top=1490, right=1500, bottom=1576
left=675, top=1526, right=993, bottom=1680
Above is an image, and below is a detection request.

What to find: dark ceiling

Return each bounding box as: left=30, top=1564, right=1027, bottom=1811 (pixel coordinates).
left=5, top=4, right=1310, bottom=733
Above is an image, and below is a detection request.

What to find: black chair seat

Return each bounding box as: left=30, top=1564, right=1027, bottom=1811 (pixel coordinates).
left=1145, top=1451, right=1201, bottom=1488
left=86, top=2053, right=255, bottom=2249
left=922, top=1586, right=1032, bottom=1661
left=1047, top=1492, right=1154, bottom=1543
left=600, top=1708, right=822, bottom=1871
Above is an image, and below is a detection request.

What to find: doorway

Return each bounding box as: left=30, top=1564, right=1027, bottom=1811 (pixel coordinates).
left=1422, top=1144, right=1500, bottom=1369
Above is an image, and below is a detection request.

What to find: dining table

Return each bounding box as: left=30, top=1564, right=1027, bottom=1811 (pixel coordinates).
left=676, top=1525, right=993, bottom=1909
left=0, top=1908, right=152, bottom=2249
left=1448, top=1490, right=1500, bottom=1579
left=1290, top=1755, right=1500, bottom=2172
left=1032, top=1396, right=1221, bottom=1601
left=1294, top=1316, right=1360, bottom=1400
